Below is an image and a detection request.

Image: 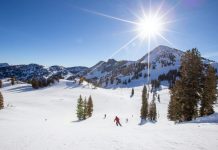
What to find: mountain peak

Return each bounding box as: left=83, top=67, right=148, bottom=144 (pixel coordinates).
left=107, top=59, right=117, bottom=64
left=156, top=45, right=172, bottom=49
left=138, top=45, right=184, bottom=63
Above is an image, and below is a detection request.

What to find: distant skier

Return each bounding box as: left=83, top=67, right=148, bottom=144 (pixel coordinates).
left=104, top=114, right=106, bottom=119
left=158, top=94, right=160, bottom=103
left=126, top=118, right=128, bottom=123
left=114, top=116, right=122, bottom=126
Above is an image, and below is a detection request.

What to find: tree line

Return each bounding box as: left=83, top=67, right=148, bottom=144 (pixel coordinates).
left=30, top=76, right=60, bottom=89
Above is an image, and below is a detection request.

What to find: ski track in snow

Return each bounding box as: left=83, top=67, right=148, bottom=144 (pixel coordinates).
left=0, top=80, right=218, bottom=150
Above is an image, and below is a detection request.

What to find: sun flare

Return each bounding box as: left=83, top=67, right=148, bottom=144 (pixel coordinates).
left=137, top=15, right=163, bottom=39
left=81, top=2, right=177, bottom=78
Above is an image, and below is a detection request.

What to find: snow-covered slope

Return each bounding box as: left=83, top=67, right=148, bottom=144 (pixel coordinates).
left=0, top=80, right=217, bottom=150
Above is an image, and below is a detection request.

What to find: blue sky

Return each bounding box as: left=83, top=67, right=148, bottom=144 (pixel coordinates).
left=0, top=0, right=218, bottom=67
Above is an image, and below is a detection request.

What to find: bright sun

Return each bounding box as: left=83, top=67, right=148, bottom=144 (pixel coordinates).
left=137, top=15, right=163, bottom=39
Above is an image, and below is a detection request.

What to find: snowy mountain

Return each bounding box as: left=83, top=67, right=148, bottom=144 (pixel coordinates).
left=0, top=64, right=88, bottom=81
left=0, top=45, right=217, bottom=87
left=138, top=45, right=183, bottom=65
left=0, top=63, right=9, bottom=68
left=84, top=45, right=218, bottom=88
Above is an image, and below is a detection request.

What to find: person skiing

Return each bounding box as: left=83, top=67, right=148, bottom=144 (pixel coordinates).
left=126, top=118, right=128, bottom=123
left=114, top=116, right=122, bottom=126
left=104, top=114, right=106, bottom=119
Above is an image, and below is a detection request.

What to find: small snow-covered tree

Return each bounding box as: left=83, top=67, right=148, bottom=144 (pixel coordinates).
left=87, top=95, right=93, bottom=117
left=76, top=95, right=84, bottom=120
left=0, top=91, right=4, bottom=109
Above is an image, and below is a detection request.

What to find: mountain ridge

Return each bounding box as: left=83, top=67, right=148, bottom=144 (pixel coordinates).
left=0, top=45, right=217, bottom=88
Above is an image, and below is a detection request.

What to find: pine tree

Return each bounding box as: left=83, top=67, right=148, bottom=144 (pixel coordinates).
left=83, top=98, right=88, bottom=120
left=0, top=80, right=2, bottom=88
left=148, top=97, right=157, bottom=122
left=167, top=80, right=183, bottom=122
left=76, top=95, right=84, bottom=120
left=200, top=65, right=217, bottom=116
left=181, top=49, right=203, bottom=121
left=11, top=77, right=15, bottom=85
left=140, top=85, right=148, bottom=120
left=131, top=88, right=134, bottom=97
left=0, top=91, right=4, bottom=109
left=168, top=48, right=203, bottom=122
left=38, top=80, right=43, bottom=88
left=87, top=95, right=93, bottom=117
left=31, top=79, right=39, bottom=89
left=152, top=101, right=157, bottom=121
left=79, top=77, right=84, bottom=85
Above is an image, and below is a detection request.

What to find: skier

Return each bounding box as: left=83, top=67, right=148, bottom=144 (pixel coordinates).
left=114, top=116, right=122, bottom=126
left=158, top=94, right=160, bottom=103
left=104, top=114, right=106, bottom=119
left=126, top=118, right=128, bottom=123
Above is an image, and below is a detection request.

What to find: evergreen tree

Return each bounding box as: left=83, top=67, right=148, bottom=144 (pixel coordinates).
left=140, top=85, right=148, bottom=120
left=110, top=77, right=114, bottom=84
left=148, top=97, right=157, bottom=122
left=38, top=80, right=43, bottom=88
left=31, top=79, right=39, bottom=89
left=83, top=97, right=88, bottom=119
left=76, top=95, right=84, bottom=120
left=79, top=77, right=84, bottom=85
left=0, top=80, right=2, bottom=88
left=168, top=48, right=203, bottom=122
left=11, top=77, right=15, bottom=85
left=200, top=65, right=217, bottom=116
left=87, top=95, right=93, bottom=117
left=0, top=91, right=4, bottom=109
left=181, top=49, right=203, bottom=121
left=131, top=88, right=134, bottom=97
left=152, top=101, right=157, bottom=121
left=167, top=80, right=183, bottom=122
left=42, top=78, right=47, bottom=87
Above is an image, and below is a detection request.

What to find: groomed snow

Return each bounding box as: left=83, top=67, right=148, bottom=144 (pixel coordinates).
left=0, top=80, right=218, bottom=150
